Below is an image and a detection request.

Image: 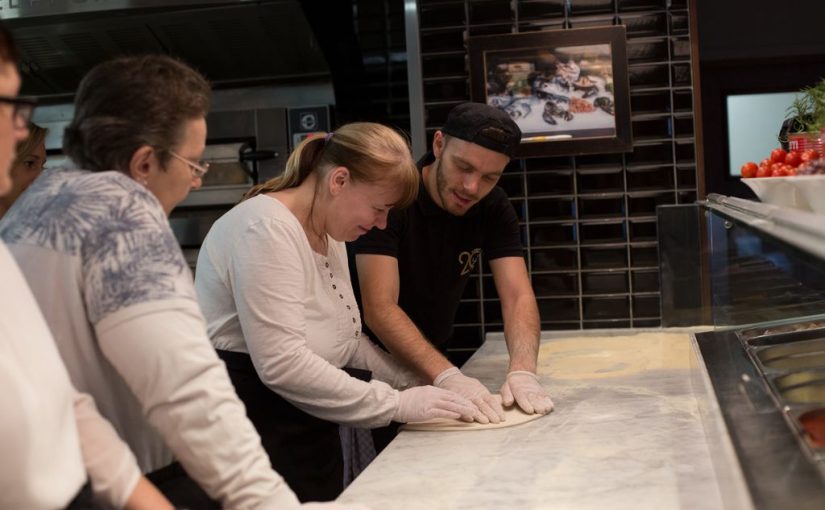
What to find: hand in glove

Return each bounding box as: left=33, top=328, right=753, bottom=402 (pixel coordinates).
left=433, top=367, right=505, bottom=424
left=392, top=385, right=476, bottom=423
left=500, top=371, right=554, bottom=414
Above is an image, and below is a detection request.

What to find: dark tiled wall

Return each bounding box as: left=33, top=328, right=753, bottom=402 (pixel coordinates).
left=415, top=0, right=697, bottom=365
left=354, top=0, right=412, bottom=132
left=354, top=0, right=698, bottom=365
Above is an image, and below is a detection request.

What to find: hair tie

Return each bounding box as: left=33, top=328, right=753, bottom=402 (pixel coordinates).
left=324, top=132, right=333, bottom=143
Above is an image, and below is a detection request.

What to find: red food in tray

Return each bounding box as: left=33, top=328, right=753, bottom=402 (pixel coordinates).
left=800, top=409, right=825, bottom=447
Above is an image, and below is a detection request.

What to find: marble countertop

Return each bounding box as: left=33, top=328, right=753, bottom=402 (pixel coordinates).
left=338, top=329, right=754, bottom=510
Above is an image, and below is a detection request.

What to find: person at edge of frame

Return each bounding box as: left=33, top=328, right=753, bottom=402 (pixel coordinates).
left=0, top=20, right=174, bottom=510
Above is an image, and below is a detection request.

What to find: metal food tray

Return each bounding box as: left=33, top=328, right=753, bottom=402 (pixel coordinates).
left=786, top=406, right=825, bottom=466
left=743, top=330, right=825, bottom=382
left=757, top=339, right=825, bottom=371
left=695, top=328, right=825, bottom=507
left=739, top=328, right=825, bottom=474
left=776, top=377, right=825, bottom=405
left=737, top=319, right=825, bottom=343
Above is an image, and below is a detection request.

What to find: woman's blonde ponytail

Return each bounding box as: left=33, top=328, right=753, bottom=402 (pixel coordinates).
left=244, top=134, right=328, bottom=199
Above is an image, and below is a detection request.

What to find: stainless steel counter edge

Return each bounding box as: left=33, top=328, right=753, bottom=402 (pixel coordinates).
left=688, top=334, right=756, bottom=510
left=694, top=329, right=825, bottom=510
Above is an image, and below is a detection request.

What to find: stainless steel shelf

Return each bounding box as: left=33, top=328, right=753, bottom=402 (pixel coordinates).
left=704, top=194, right=825, bottom=263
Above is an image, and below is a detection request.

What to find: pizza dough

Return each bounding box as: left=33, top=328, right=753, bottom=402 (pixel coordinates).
left=401, top=395, right=545, bottom=431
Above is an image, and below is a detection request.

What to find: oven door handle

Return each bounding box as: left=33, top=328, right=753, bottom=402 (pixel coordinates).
left=240, top=150, right=278, bottom=162
left=239, top=148, right=279, bottom=183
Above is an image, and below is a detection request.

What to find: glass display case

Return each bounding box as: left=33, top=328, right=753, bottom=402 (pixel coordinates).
left=659, top=195, right=825, bottom=509
left=659, top=194, right=825, bottom=328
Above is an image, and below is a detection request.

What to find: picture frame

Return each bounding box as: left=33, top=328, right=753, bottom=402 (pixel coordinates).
left=468, top=26, right=632, bottom=158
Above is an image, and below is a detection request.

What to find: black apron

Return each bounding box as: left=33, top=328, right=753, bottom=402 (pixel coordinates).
left=217, top=349, right=344, bottom=503
left=147, top=461, right=219, bottom=510
left=64, top=482, right=98, bottom=510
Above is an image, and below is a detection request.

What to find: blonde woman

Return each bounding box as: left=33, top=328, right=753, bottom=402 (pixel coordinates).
left=195, top=123, right=475, bottom=502
left=0, top=121, right=46, bottom=217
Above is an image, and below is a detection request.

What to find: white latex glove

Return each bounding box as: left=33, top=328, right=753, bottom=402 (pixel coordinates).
left=301, top=503, right=372, bottom=510
left=392, top=385, right=476, bottom=423
left=500, top=371, right=554, bottom=415
left=433, top=367, right=505, bottom=424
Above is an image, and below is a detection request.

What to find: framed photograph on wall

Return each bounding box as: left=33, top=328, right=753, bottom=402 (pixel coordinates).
left=468, top=26, right=632, bottom=158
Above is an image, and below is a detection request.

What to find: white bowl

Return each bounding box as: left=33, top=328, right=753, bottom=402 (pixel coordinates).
left=742, top=175, right=825, bottom=214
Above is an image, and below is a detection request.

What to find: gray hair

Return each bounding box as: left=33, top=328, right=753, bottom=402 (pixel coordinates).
left=63, top=54, right=210, bottom=172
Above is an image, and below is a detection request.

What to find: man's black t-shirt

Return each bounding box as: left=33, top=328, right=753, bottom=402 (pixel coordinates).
left=349, top=152, right=523, bottom=352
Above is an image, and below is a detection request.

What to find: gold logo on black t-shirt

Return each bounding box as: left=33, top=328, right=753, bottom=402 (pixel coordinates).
left=458, top=248, right=481, bottom=275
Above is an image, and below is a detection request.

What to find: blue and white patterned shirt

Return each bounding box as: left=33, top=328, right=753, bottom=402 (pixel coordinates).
left=0, top=168, right=294, bottom=507
left=1, top=167, right=195, bottom=323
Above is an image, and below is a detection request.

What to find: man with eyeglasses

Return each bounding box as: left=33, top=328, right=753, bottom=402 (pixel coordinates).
left=170, top=150, right=210, bottom=180
left=0, top=89, right=35, bottom=173
left=0, top=53, right=370, bottom=510
left=0, top=22, right=181, bottom=510
left=0, top=94, right=35, bottom=128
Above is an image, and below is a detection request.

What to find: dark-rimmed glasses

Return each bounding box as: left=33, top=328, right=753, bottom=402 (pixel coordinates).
left=0, top=95, right=37, bottom=130
left=169, top=150, right=210, bottom=179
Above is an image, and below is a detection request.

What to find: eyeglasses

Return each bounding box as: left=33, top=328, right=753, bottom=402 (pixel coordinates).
left=169, top=150, right=210, bottom=179
left=0, top=95, right=37, bottom=130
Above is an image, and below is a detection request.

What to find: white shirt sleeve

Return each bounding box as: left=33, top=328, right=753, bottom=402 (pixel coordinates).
left=95, top=302, right=301, bottom=510
left=72, top=392, right=141, bottom=509
left=348, top=336, right=423, bottom=391
left=225, top=219, right=400, bottom=428
left=0, top=242, right=142, bottom=510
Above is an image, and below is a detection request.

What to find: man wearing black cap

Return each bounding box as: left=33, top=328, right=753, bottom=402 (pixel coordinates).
left=350, top=102, right=553, bottom=431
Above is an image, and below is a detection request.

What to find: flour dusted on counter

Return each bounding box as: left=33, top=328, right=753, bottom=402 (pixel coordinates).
left=538, top=333, right=694, bottom=380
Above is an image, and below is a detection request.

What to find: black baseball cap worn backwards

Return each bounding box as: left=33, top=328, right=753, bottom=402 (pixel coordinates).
left=441, top=102, right=522, bottom=158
